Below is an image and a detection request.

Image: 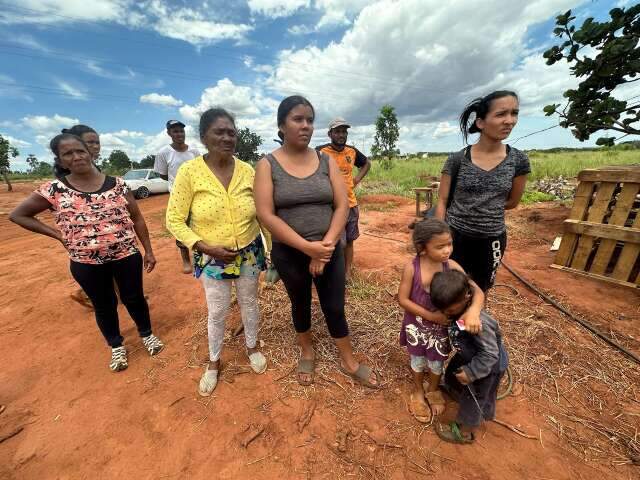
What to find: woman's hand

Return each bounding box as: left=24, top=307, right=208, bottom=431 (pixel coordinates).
left=210, top=247, right=238, bottom=263
left=195, top=242, right=238, bottom=263
left=309, top=259, right=326, bottom=277
left=305, top=240, right=334, bottom=262
left=144, top=251, right=157, bottom=273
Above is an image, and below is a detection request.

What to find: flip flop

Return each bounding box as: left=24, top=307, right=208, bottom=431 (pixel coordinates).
left=248, top=351, right=267, bottom=374
left=296, top=358, right=315, bottom=386
left=339, top=364, right=381, bottom=389
left=435, top=421, right=475, bottom=444
left=410, top=392, right=432, bottom=423
left=425, top=390, right=446, bottom=416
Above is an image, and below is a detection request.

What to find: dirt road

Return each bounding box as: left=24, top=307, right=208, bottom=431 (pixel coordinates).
left=1, top=182, right=638, bottom=479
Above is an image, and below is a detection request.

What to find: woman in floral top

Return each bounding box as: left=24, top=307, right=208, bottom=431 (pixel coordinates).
left=10, top=133, right=164, bottom=372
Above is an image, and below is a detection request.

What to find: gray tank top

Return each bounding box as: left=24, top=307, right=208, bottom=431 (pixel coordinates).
left=267, top=151, right=334, bottom=241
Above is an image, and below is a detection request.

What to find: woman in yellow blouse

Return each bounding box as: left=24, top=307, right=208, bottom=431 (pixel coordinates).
left=166, top=108, right=270, bottom=396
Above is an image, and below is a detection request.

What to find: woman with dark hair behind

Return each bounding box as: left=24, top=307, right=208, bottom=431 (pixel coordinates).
left=254, top=95, right=379, bottom=388
left=61, top=124, right=103, bottom=307
left=10, top=133, right=163, bottom=372
left=61, top=124, right=101, bottom=165
left=166, top=107, right=270, bottom=397
left=434, top=91, right=530, bottom=292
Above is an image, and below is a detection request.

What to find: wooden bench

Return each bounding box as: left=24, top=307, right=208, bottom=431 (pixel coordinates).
left=413, top=183, right=439, bottom=218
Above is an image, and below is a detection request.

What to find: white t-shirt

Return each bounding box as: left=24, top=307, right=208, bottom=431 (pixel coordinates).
left=154, top=145, right=201, bottom=190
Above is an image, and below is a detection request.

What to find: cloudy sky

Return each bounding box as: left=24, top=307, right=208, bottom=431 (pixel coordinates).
left=0, top=0, right=633, bottom=170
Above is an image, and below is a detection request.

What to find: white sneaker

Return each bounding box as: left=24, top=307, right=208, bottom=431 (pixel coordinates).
left=248, top=351, right=267, bottom=374
left=141, top=334, right=164, bottom=356
left=198, top=368, right=219, bottom=397
left=110, top=346, right=128, bottom=372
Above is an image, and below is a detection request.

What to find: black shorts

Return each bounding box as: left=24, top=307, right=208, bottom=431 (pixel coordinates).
left=340, top=206, right=360, bottom=244
left=450, top=228, right=507, bottom=292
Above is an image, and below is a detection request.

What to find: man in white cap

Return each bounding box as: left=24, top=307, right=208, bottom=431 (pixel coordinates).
left=154, top=120, right=201, bottom=273
left=317, top=117, right=371, bottom=282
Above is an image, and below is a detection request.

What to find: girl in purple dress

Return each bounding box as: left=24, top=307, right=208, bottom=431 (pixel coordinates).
left=398, top=218, right=484, bottom=423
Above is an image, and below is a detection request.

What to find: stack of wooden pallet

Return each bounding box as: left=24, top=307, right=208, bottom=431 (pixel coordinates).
left=552, top=166, right=640, bottom=288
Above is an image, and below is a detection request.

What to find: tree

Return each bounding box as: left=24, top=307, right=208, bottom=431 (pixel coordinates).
left=235, top=127, right=263, bottom=164
left=543, top=6, right=640, bottom=146
left=26, top=154, right=38, bottom=173
left=372, top=105, right=399, bottom=169
left=139, top=154, right=155, bottom=169
left=0, top=134, right=19, bottom=191
left=104, top=150, right=131, bottom=174
left=31, top=161, right=53, bottom=177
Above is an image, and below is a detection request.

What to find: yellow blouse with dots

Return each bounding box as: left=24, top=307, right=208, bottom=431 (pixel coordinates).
left=166, top=155, right=271, bottom=252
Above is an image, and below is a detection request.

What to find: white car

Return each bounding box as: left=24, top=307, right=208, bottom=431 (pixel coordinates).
left=122, top=169, right=169, bottom=199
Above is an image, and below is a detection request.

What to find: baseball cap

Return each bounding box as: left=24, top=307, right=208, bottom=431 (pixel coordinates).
left=328, top=117, right=351, bottom=130
left=166, top=120, right=185, bottom=129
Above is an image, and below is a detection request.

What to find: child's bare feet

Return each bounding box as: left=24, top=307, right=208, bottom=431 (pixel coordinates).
left=425, top=390, right=446, bottom=416
left=410, top=391, right=431, bottom=423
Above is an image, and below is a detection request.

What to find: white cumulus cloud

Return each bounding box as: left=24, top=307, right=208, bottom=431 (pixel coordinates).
left=432, top=122, right=458, bottom=139
left=22, top=114, right=80, bottom=133
left=0, top=134, right=31, bottom=149
left=56, top=80, right=88, bottom=100
left=267, top=0, right=585, bottom=128
left=179, top=78, right=276, bottom=124
left=314, top=0, right=371, bottom=29
left=288, top=24, right=315, bottom=36
left=0, top=0, right=129, bottom=24
left=140, top=93, right=184, bottom=107
left=248, top=0, right=310, bottom=18
left=1, top=0, right=253, bottom=47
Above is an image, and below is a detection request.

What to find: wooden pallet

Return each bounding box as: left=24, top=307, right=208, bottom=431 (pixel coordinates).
left=552, top=166, right=640, bottom=289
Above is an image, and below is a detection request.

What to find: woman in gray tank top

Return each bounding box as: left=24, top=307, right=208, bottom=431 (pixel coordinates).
left=255, top=96, right=380, bottom=388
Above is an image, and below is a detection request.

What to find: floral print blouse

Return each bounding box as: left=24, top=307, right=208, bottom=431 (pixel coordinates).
left=36, top=176, right=139, bottom=264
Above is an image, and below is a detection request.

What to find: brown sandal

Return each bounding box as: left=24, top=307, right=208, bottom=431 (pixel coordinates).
left=339, top=364, right=381, bottom=389
left=410, top=392, right=432, bottom=423
left=425, top=390, right=446, bottom=416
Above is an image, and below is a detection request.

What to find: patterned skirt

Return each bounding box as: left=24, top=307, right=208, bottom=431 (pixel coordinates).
left=194, top=236, right=266, bottom=280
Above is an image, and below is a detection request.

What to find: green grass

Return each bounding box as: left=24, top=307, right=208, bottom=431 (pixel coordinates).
left=5, top=173, right=51, bottom=181
left=358, top=149, right=639, bottom=201
left=520, top=190, right=556, bottom=204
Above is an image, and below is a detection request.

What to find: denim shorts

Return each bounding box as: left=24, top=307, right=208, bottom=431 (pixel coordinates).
left=410, top=355, right=444, bottom=374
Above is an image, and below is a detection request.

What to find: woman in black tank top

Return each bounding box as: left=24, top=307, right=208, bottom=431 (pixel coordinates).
left=254, top=96, right=380, bottom=388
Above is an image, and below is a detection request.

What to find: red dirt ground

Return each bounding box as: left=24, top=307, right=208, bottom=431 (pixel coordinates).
left=0, top=183, right=638, bottom=479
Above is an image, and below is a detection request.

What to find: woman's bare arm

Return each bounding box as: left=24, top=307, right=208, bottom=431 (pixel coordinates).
left=9, top=193, right=63, bottom=243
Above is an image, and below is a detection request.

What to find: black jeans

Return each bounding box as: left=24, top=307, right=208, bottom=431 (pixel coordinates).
left=70, top=252, right=152, bottom=347
left=450, top=228, right=507, bottom=292
left=271, top=242, right=349, bottom=338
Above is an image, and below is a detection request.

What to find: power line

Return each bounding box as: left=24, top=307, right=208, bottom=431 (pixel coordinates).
left=510, top=125, right=560, bottom=144
left=0, top=4, right=457, bottom=95
left=0, top=46, right=385, bottom=104
left=510, top=93, right=640, bottom=144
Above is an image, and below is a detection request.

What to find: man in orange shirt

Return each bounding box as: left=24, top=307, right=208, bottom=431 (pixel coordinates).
left=317, top=118, right=371, bottom=282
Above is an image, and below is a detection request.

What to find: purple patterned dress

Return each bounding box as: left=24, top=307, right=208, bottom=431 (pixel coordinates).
left=399, top=256, right=451, bottom=361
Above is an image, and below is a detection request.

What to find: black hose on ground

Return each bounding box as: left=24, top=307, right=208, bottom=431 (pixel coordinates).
left=501, top=260, right=640, bottom=366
